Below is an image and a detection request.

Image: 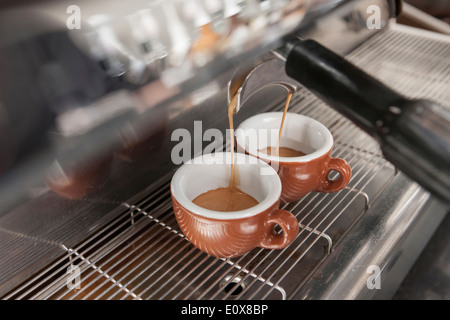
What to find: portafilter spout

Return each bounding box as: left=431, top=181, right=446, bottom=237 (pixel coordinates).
left=228, top=38, right=450, bottom=206
left=227, top=58, right=299, bottom=114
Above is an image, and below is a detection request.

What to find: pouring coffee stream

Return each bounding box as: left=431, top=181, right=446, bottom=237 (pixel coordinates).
left=228, top=39, right=450, bottom=206
left=228, top=58, right=299, bottom=190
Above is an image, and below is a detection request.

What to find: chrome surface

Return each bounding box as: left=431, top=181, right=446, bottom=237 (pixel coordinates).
left=0, top=0, right=391, bottom=296
left=4, top=21, right=449, bottom=299
left=293, top=22, right=450, bottom=299
left=294, top=174, right=446, bottom=299
left=227, top=58, right=299, bottom=113
left=0, top=0, right=448, bottom=300
left=3, top=89, right=396, bottom=299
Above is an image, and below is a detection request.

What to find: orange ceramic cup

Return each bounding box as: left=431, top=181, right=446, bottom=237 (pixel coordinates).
left=170, top=152, right=299, bottom=259
left=236, top=112, right=351, bottom=203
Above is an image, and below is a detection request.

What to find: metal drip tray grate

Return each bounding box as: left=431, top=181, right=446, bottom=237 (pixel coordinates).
left=3, top=24, right=449, bottom=300
left=2, top=94, right=394, bottom=300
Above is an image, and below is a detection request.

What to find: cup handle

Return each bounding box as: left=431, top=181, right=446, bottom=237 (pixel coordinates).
left=317, top=157, right=351, bottom=193
left=259, top=209, right=299, bottom=249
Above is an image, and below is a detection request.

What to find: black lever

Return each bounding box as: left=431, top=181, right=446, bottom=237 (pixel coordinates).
left=285, top=39, right=450, bottom=206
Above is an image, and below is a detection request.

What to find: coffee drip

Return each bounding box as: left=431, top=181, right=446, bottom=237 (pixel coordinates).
left=193, top=83, right=298, bottom=213
left=192, top=89, right=254, bottom=212
left=258, top=92, right=308, bottom=157
left=275, top=92, right=293, bottom=154
left=228, top=93, right=238, bottom=189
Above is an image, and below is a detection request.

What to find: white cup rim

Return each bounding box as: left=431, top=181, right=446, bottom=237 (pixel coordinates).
left=170, top=152, right=281, bottom=220
left=235, top=112, right=334, bottom=163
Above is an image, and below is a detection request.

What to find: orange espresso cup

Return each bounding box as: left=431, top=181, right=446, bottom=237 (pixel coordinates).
left=170, top=152, right=299, bottom=259
left=236, top=112, right=351, bottom=203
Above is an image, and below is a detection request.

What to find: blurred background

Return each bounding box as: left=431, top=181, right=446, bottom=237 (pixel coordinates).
left=400, top=0, right=450, bottom=33
left=405, top=0, right=450, bottom=23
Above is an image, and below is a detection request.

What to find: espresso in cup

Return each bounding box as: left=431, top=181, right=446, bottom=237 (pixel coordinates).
left=171, top=152, right=299, bottom=258
left=259, top=146, right=307, bottom=157
left=236, top=112, right=351, bottom=203
left=193, top=187, right=258, bottom=212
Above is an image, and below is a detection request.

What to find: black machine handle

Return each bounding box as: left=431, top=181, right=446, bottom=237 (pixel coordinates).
left=285, top=39, right=450, bottom=206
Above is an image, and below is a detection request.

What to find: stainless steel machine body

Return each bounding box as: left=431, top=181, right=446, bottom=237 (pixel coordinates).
left=0, top=0, right=447, bottom=299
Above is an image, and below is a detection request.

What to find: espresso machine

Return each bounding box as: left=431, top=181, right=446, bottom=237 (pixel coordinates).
left=0, top=0, right=448, bottom=300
